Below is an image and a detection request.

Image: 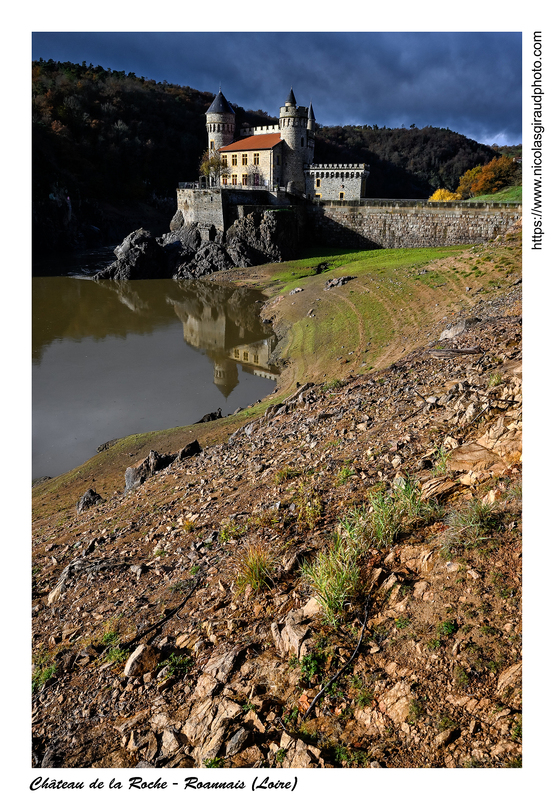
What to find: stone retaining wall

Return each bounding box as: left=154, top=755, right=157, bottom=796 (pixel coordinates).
left=306, top=201, right=522, bottom=249
left=177, top=190, right=521, bottom=249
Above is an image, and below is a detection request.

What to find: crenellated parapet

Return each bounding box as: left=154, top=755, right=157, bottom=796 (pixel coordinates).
left=305, top=163, right=369, bottom=201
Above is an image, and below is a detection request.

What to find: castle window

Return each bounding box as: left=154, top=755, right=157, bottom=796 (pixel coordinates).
left=221, top=155, right=228, bottom=167
left=316, top=178, right=321, bottom=188
left=275, top=155, right=281, bottom=166
left=242, top=153, right=248, bottom=166
left=232, top=174, right=237, bottom=185
left=243, top=351, right=249, bottom=361
left=253, top=354, right=259, bottom=364
left=242, top=173, right=248, bottom=185
left=234, top=349, right=240, bottom=359
left=253, top=153, right=260, bottom=165
left=222, top=176, right=228, bottom=185
left=232, top=154, right=238, bottom=166
left=339, top=192, right=345, bottom=200
left=210, top=140, right=214, bottom=150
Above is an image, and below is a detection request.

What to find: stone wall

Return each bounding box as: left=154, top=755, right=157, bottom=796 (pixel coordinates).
left=305, top=164, right=368, bottom=202
left=306, top=201, right=522, bottom=249
left=177, top=191, right=522, bottom=250
left=177, top=188, right=300, bottom=232
left=177, top=188, right=225, bottom=232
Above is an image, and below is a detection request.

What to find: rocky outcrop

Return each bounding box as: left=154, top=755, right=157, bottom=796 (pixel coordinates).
left=93, top=209, right=300, bottom=281
left=225, top=209, right=299, bottom=264
left=76, top=488, right=103, bottom=514
left=124, top=442, right=202, bottom=494
left=93, top=228, right=172, bottom=280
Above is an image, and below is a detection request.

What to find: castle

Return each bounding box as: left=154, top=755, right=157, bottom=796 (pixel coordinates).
left=204, top=87, right=368, bottom=201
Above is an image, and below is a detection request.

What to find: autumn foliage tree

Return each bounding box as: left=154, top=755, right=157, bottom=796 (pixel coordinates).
left=428, top=188, right=461, bottom=202
left=456, top=156, right=520, bottom=199
left=199, top=149, right=229, bottom=185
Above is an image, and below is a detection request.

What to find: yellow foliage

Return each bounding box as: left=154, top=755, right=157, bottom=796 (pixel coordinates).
left=428, top=188, right=462, bottom=202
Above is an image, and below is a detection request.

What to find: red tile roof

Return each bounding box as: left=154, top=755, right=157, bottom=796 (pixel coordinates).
left=220, top=133, right=282, bottom=152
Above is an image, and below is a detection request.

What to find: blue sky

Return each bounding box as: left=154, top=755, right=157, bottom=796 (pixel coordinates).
left=32, top=31, right=522, bottom=146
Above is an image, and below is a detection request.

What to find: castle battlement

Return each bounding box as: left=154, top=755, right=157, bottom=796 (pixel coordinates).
left=239, top=124, right=280, bottom=136
left=307, top=164, right=368, bottom=172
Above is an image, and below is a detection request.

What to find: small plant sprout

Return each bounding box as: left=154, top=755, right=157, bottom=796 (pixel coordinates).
left=432, top=446, right=451, bottom=475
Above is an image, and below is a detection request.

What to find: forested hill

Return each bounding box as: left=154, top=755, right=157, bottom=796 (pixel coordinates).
left=32, top=59, right=278, bottom=204
left=32, top=59, right=503, bottom=253
left=315, top=126, right=501, bottom=198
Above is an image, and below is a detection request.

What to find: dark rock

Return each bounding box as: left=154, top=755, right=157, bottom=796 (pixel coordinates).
left=97, top=438, right=120, bottom=453
left=124, top=442, right=201, bottom=493
left=177, top=440, right=202, bottom=459
left=160, top=224, right=203, bottom=272
left=195, top=409, right=222, bottom=424
left=76, top=488, right=103, bottom=514
left=124, top=450, right=175, bottom=494
left=225, top=209, right=299, bottom=263
left=93, top=229, right=171, bottom=280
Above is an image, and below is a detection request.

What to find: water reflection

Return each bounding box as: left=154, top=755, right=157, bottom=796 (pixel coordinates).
left=33, top=276, right=278, bottom=479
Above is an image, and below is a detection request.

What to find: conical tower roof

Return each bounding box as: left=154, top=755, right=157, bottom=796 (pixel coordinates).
left=308, top=102, right=315, bottom=120
left=207, top=90, right=235, bottom=115
left=285, top=87, right=297, bottom=106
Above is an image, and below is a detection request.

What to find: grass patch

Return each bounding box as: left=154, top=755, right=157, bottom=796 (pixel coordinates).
left=441, top=499, right=501, bottom=555
left=301, top=528, right=361, bottom=627
left=464, top=186, right=522, bottom=204
left=234, top=539, right=276, bottom=595
left=32, top=650, right=57, bottom=693
left=158, top=652, right=193, bottom=678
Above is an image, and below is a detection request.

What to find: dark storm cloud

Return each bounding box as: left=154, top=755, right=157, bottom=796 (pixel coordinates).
left=32, top=31, right=522, bottom=145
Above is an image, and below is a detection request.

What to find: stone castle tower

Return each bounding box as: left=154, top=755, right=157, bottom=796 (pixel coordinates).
left=278, top=88, right=315, bottom=191
left=206, top=89, right=236, bottom=152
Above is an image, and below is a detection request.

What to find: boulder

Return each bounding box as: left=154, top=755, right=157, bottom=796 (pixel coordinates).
left=225, top=209, right=299, bottom=264
left=169, top=209, right=185, bottom=231
left=324, top=275, right=355, bottom=290
left=93, top=229, right=171, bottom=280
left=125, top=450, right=175, bottom=494
left=447, top=442, right=506, bottom=475
left=123, top=644, right=159, bottom=677
left=160, top=224, right=203, bottom=272
left=76, top=488, right=103, bottom=514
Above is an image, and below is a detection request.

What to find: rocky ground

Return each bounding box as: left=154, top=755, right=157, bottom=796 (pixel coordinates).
left=32, top=280, right=522, bottom=770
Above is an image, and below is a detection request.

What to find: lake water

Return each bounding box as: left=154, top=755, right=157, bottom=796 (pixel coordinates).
left=32, top=252, right=279, bottom=480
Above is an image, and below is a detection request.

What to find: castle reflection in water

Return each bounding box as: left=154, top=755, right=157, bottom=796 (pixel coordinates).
left=168, top=283, right=279, bottom=398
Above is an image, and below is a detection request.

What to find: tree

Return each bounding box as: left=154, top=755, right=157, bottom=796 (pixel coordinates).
left=456, top=156, right=520, bottom=199
left=456, top=165, right=482, bottom=199
left=428, top=188, right=461, bottom=202
left=199, top=149, right=229, bottom=186
left=469, top=156, right=519, bottom=197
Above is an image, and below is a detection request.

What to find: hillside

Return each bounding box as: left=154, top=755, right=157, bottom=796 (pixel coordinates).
left=32, top=227, right=522, bottom=770
left=32, top=59, right=504, bottom=254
